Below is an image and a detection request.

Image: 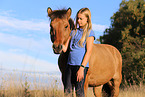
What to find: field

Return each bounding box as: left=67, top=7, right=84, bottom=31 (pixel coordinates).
left=0, top=71, right=144, bottom=97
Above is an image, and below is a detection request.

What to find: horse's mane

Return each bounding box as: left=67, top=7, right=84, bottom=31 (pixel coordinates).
left=48, top=9, right=68, bottom=20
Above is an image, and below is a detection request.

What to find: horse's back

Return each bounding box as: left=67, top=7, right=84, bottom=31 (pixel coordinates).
left=88, top=44, right=122, bottom=86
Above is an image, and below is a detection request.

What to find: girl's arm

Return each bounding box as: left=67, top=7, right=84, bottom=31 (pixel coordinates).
left=77, top=36, right=94, bottom=82
left=81, top=36, right=94, bottom=67
left=62, top=36, right=71, bottom=52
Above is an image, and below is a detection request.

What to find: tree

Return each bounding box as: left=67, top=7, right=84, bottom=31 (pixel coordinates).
left=100, top=0, right=145, bottom=86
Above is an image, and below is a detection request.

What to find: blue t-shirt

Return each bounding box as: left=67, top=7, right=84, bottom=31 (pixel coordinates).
left=67, top=28, right=95, bottom=67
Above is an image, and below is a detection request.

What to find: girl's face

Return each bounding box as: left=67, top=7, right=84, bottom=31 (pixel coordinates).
left=77, top=13, right=88, bottom=29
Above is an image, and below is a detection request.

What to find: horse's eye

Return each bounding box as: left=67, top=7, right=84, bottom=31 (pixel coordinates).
left=65, top=25, right=68, bottom=28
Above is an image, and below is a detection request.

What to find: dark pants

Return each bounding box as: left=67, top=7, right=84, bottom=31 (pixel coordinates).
left=64, top=65, right=88, bottom=97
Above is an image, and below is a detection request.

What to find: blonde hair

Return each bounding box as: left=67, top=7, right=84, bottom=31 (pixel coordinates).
left=75, top=8, right=92, bottom=47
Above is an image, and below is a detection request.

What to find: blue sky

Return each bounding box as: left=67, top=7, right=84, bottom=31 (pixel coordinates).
left=0, top=0, right=122, bottom=74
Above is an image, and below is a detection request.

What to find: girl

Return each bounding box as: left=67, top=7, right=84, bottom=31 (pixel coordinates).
left=62, top=8, right=95, bottom=97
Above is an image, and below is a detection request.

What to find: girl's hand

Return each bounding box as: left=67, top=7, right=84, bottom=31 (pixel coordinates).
left=77, top=67, right=84, bottom=82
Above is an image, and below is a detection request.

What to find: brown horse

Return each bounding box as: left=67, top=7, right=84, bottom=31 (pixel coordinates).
left=47, top=7, right=122, bottom=97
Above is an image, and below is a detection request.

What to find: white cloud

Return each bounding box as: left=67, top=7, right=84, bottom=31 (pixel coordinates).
left=92, top=24, right=108, bottom=39
left=0, top=32, right=58, bottom=65
left=0, top=33, right=52, bottom=52
left=9, top=48, right=23, bottom=53
left=92, top=24, right=108, bottom=32
left=0, top=50, right=59, bottom=73
left=0, top=9, right=14, bottom=17
left=0, top=10, right=52, bottom=53
left=0, top=15, right=50, bottom=32
left=0, top=32, right=58, bottom=73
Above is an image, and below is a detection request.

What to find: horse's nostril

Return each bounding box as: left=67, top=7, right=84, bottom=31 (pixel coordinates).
left=58, top=45, right=62, bottom=50
left=53, top=44, right=56, bottom=49
left=53, top=44, right=62, bottom=50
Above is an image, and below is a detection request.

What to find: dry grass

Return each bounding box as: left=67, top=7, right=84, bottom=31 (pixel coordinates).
left=0, top=71, right=145, bottom=97
left=86, top=86, right=145, bottom=97
left=119, top=85, right=145, bottom=97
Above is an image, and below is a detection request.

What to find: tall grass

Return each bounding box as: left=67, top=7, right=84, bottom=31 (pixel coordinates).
left=86, top=86, right=145, bottom=97
left=119, top=85, right=145, bottom=97
left=0, top=71, right=144, bottom=97
left=0, top=71, right=64, bottom=97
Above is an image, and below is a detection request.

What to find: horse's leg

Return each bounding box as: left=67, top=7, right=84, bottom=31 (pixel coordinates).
left=84, top=74, right=88, bottom=97
left=111, top=47, right=122, bottom=97
left=102, top=80, right=113, bottom=97
left=93, top=85, right=103, bottom=97
left=112, top=59, right=122, bottom=97
left=102, top=78, right=121, bottom=97
left=111, top=78, right=121, bottom=97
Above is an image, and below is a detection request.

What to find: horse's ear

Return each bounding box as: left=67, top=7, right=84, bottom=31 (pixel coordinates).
left=47, top=7, right=52, bottom=17
left=66, top=7, right=72, bottom=18
left=69, top=18, right=75, bottom=30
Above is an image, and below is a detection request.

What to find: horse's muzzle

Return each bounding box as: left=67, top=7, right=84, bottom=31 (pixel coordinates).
left=52, top=44, right=63, bottom=54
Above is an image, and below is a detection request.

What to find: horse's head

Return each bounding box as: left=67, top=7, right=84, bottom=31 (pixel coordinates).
left=47, top=7, right=74, bottom=54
